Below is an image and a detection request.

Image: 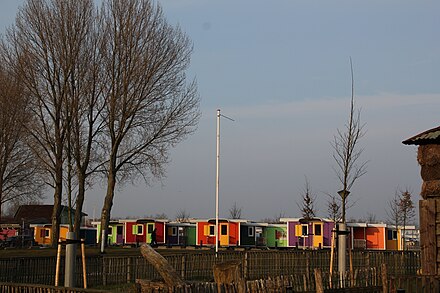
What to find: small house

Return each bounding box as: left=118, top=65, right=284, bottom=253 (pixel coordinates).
left=165, top=222, right=196, bottom=246
left=263, top=223, right=288, bottom=248
left=282, top=218, right=335, bottom=249
left=123, top=218, right=166, bottom=246
left=196, top=219, right=240, bottom=247
left=348, top=222, right=386, bottom=250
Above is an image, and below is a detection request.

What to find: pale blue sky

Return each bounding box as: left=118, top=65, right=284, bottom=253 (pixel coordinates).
left=2, top=0, right=439, bottom=223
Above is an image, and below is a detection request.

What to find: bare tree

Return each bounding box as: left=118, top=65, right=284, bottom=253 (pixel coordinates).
left=331, top=58, right=367, bottom=273
left=175, top=209, right=190, bottom=222
left=3, top=0, right=97, bottom=245
left=331, top=58, right=367, bottom=224
left=387, top=190, right=402, bottom=228
left=327, top=194, right=341, bottom=223
left=365, top=212, right=378, bottom=224
left=154, top=213, right=168, bottom=220
left=399, top=188, right=415, bottom=250
left=296, top=177, right=316, bottom=220
left=65, top=3, right=105, bottom=238
left=0, top=60, right=44, bottom=219
left=98, top=0, right=200, bottom=247
left=229, top=201, right=242, bottom=219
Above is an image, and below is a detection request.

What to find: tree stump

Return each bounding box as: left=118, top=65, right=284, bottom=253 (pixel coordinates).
left=140, top=243, right=186, bottom=287
left=213, top=260, right=245, bottom=293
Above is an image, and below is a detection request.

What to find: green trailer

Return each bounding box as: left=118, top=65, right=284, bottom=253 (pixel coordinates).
left=264, top=223, right=288, bottom=248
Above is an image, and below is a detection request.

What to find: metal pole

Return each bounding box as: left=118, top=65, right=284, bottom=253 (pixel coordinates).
left=101, top=229, right=105, bottom=253
left=65, top=231, right=77, bottom=287
left=338, top=222, right=347, bottom=276
left=215, top=109, right=220, bottom=255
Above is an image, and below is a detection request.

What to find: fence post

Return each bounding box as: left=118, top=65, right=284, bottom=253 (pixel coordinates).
left=102, top=257, right=107, bottom=286
left=127, top=257, right=131, bottom=283
left=243, top=252, right=248, bottom=280
left=181, top=255, right=186, bottom=279
left=314, top=268, right=324, bottom=293
left=381, top=263, right=388, bottom=293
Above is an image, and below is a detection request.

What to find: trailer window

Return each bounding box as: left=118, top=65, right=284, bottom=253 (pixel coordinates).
left=248, top=227, right=254, bottom=237
left=171, top=227, right=178, bottom=236
left=137, top=225, right=143, bottom=235
left=209, top=225, right=215, bottom=236
left=221, top=225, right=228, bottom=235
left=314, top=224, right=322, bottom=236
left=301, top=225, right=308, bottom=236
left=388, top=230, right=398, bottom=240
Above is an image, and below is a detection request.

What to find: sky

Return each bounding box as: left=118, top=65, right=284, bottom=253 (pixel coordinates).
left=1, top=0, right=439, bottom=224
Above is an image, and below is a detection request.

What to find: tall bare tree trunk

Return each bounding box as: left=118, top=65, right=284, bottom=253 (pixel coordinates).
left=52, top=151, right=63, bottom=247
left=100, top=162, right=116, bottom=247
left=73, top=173, right=86, bottom=238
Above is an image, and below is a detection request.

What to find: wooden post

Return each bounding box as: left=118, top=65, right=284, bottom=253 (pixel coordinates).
left=349, top=247, right=354, bottom=287
left=381, top=263, right=388, bottom=293
left=314, top=268, right=324, bottom=293
left=102, top=257, right=107, bottom=286
left=55, top=242, right=62, bottom=286
left=81, top=239, right=87, bottom=288
left=127, top=257, right=131, bottom=284
left=329, top=228, right=335, bottom=288
left=181, top=255, right=186, bottom=280
left=213, top=260, right=245, bottom=293
left=420, top=199, right=437, bottom=275
left=140, top=243, right=186, bottom=287
left=244, top=252, right=248, bottom=280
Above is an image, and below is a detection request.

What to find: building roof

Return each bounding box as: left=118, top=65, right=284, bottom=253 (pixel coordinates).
left=402, top=125, right=440, bottom=145
left=14, top=205, right=54, bottom=224
left=14, top=204, right=87, bottom=224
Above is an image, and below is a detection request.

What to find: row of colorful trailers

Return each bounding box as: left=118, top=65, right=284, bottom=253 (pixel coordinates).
left=90, top=218, right=418, bottom=251
left=1, top=218, right=417, bottom=250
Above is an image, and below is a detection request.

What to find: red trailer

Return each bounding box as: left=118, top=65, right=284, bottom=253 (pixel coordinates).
left=196, top=219, right=240, bottom=247
left=123, top=219, right=166, bottom=246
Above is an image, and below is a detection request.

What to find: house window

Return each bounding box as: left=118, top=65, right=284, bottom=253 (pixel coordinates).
left=171, top=227, right=178, bottom=236
left=137, top=225, right=144, bottom=235
left=314, top=224, right=322, bottom=236
left=107, top=227, right=113, bottom=236
left=221, top=225, right=228, bottom=236
left=301, top=224, right=308, bottom=236
left=248, top=227, right=254, bottom=237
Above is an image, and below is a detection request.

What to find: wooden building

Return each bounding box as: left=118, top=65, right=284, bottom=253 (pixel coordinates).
left=403, top=125, right=440, bottom=276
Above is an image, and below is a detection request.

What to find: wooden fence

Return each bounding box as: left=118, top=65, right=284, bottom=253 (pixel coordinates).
left=2, top=268, right=439, bottom=292
left=0, top=250, right=420, bottom=288
left=0, top=282, right=110, bottom=293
